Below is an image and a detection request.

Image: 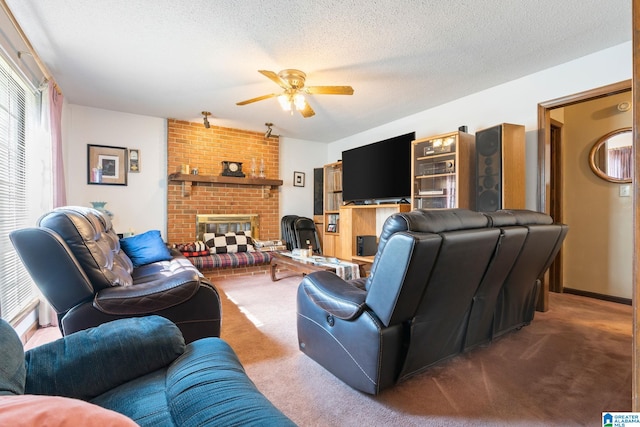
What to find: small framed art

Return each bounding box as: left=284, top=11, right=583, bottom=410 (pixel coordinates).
left=294, top=171, right=305, bottom=187
left=129, top=149, right=140, bottom=173
left=87, top=144, right=128, bottom=186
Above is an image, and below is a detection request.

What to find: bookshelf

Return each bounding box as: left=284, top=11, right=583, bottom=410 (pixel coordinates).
left=322, top=161, right=342, bottom=256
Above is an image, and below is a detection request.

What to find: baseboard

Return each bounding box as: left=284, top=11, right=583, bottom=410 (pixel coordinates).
left=562, top=288, right=631, bottom=306
left=19, top=320, right=39, bottom=346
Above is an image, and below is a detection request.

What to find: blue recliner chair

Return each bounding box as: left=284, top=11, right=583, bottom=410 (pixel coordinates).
left=0, top=316, right=295, bottom=426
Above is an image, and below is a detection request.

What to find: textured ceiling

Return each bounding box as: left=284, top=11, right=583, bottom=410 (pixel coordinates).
left=3, top=0, right=632, bottom=142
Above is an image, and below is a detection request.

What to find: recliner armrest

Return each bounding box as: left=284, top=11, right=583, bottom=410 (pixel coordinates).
left=94, top=270, right=202, bottom=315
left=24, top=316, right=185, bottom=400
left=300, top=271, right=367, bottom=320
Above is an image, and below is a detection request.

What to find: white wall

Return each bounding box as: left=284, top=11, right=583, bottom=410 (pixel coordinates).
left=279, top=137, right=328, bottom=218
left=323, top=42, right=632, bottom=210
left=62, top=106, right=328, bottom=235
left=61, top=42, right=631, bottom=235
left=63, top=105, right=167, bottom=237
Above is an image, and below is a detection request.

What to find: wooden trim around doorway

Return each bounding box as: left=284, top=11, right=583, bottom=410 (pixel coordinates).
left=632, top=0, right=640, bottom=411
left=537, top=80, right=632, bottom=212
left=536, top=79, right=632, bottom=312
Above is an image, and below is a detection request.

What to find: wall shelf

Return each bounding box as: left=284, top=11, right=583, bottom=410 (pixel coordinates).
left=322, top=162, right=343, bottom=257
left=168, top=172, right=283, bottom=197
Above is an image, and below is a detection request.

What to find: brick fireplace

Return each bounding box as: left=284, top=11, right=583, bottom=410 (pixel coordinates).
left=166, top=119, right=280, bottom=246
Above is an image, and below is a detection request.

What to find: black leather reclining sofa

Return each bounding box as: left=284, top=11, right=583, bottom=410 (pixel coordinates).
left=297, top=208, right=568, bottom=394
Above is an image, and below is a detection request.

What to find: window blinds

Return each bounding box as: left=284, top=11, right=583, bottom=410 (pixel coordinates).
left=0, top=54, right=38, bottom=322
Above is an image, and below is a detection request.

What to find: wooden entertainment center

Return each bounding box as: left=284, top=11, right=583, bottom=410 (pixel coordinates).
left=338, top=204, right=410, bottom=262
left=321, top=160, right=411, bottom=261
left=411, top=130, right=475, bottom=210
left=320, top=125, right=523, bottom=265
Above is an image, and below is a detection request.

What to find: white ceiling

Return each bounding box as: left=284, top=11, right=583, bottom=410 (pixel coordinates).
left=3, top=0, right=632, bottom=142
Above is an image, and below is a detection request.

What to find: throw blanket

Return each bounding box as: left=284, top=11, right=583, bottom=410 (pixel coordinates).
left=171, top=241, right=209, bottom=257
left=187, top=252, right=272, bottom=270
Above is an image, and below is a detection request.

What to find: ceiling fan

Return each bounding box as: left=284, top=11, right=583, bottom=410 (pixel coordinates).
left=236, top=69, right=354, bottom=118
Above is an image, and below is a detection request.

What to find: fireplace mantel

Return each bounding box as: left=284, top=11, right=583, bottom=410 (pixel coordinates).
left=168, top=172, right=283, bottom=197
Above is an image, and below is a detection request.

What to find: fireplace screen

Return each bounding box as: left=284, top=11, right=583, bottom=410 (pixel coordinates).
left=195, top=214, right=259, bottom=241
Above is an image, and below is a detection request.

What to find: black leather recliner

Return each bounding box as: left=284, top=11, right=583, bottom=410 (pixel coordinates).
left=297, top=208, right=567, bottom=394
left=10, top=206, right=221, bottom=343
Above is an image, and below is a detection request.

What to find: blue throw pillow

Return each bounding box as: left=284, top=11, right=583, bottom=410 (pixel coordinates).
left=120, top=230, right=172, bottom=267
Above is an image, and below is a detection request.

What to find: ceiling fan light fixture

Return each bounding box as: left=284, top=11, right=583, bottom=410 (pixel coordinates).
left=277, top=92, right=306, bottom=114
left=293, top=93, right=306, bottom=110
left=237, top=69, right=352, bottom=119
left=278, top=94, right=291, bottom=111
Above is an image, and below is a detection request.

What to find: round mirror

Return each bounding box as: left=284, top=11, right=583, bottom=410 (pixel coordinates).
left=588, top=127, right=632, bottom=183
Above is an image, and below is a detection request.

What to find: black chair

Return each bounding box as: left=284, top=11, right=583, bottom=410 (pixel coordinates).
left=293, top=217, right=322, bottom=254
left=281, top=215, right=299, bottom=250
left=10, top=206, right=221, bottom=343
left=281, top=215, right=322, bottom=254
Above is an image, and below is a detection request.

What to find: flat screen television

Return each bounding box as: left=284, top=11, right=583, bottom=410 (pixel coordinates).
left=342, top=132, right=414, bottom=203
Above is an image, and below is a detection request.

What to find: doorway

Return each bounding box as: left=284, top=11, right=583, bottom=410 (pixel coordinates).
left=548, top=120, right=563, bottom=293
left=537, top=79, right=632, bottom=308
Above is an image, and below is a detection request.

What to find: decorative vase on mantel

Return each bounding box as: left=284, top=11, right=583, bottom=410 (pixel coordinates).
left=90, top=201, right=113, bottom=219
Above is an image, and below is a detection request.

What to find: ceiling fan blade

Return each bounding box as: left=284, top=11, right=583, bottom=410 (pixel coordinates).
left=259, top=70, right=291, bottom=89
left=236, top=93, right=278, bottom=106
left=299, top=102, right=315, bottom=118
left=305, top=85, right=354, bottom=95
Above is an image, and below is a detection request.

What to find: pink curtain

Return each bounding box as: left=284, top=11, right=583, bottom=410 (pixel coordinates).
left=40, top=81, right=65, bottom=327
left=608, top=146, right=633, bottom=180
left=49, top=80, right=66, bottom=207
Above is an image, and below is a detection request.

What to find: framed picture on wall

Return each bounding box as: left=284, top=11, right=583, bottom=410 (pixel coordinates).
left=87, top=144, right=128, bottom=185
left=294, top=171, right=305, bottom=187
left=129, top=148, right=140, bottom=173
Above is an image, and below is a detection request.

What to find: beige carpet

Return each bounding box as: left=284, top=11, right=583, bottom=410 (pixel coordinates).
left=214, top=273, right=632, bottom=427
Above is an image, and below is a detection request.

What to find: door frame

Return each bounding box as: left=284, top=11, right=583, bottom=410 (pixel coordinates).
left=536, top=80, right=632, bottom=311
left=632, top=0, right=639, bottom=410
left=537, top=80, right=632, bottom=214
left=548, top=119, right=563, bottom=293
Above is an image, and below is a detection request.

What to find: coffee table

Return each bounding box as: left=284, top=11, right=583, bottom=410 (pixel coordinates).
left=269, top=251, right=365, bottom=282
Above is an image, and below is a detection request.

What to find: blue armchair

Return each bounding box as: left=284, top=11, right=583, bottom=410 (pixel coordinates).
left=0, top=316, right=295, bottom=426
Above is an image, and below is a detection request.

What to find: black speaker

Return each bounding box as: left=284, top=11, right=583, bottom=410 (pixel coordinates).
left=357, top=235, right=377, bottom=256
left=313, top=168, right=323, bottom=216
left=476, top=125, right=502, bottom=212
left=475, top=124, right=525, bottom=212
